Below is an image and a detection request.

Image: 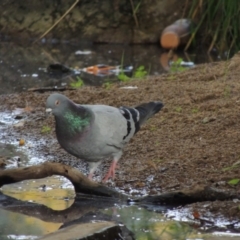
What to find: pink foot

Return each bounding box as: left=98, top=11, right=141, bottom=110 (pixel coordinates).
left=102, top=160, right=118, bottom=182
left=88, top=172, right=94, bottom=180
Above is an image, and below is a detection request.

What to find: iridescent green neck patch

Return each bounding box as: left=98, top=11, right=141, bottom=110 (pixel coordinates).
left=64, top=111, right=90, bottom=133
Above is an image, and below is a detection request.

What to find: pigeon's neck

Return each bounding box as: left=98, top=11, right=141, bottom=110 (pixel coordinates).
left=56, top=106, right=92, bottom=137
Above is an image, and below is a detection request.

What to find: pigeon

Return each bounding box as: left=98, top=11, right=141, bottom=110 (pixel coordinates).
left=46, top=93, right=164, bottom=182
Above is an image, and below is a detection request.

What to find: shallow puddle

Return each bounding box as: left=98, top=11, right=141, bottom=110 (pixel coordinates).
left=2, top=176, right=75, bottom=211
left=0, top=208, right=61, bottom=239
left=0, top=174, right=75, bottom=239
left=102, top=205, right=201, bottom=239
left=1, top=188, right=240, bottom=240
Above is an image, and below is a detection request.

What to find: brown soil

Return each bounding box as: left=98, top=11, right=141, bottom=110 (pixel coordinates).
left=1, top=53, right=240, bottom=220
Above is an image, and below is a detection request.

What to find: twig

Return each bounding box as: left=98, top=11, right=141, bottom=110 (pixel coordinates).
left=33, top=0, right=80, bottom=44
left=181, top=0, right=189, bottom=18
left=0, top=162, right=126, bottom=199
left=0, top=163, right=238, bottom=206
left=27, top=86, right=76, bottom=92
left=129, top=0, right=139, bottom=28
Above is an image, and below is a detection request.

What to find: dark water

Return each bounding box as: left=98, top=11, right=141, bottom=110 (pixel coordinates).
left=0, top=41, right=228, bottom=95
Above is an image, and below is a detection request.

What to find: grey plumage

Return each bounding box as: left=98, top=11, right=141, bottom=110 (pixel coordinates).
left=46, top=93, right=164, bottom=181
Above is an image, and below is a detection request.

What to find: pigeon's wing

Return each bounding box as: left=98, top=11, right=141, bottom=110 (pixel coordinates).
left=83, top=105, right=136, bottom=149
left=83, top=101, right=164, bottom=146
left=119, top=101, right=164, bottom=134
left=81, top=101, right=163, bottom=156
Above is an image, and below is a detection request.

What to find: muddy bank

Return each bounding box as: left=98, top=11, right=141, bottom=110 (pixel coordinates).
left=0, top=0, right=184, bottom=43
left=1, top=53, right=240, bottom=219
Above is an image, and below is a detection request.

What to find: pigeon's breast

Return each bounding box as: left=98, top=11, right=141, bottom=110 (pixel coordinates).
left=58, top=130, right=115, bottom=162
left=57, top=127, right=105, bottom=161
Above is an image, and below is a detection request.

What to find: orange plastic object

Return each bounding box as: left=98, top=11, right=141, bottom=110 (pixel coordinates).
left=161, top=19, right=191, bottom=49
left=83, top=65, right=118, bottom=75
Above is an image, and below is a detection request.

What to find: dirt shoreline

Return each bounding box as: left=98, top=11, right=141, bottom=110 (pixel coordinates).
left=1, top=53, right=240, bottom=220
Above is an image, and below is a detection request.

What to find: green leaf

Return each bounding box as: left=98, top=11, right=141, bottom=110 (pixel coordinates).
left=169, top=58, right=187, bottom=73
left=133, top=65, right=147, bottom=78
left=103, top=82, right=113, bottom=89
left=228, top=178, right=240, bottom=185
left=118, top=72, right=130, bottom=82
left=70, top=77, right=84, bottom=88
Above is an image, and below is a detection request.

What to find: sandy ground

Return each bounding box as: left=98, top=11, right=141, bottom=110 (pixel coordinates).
left=1, top=53, right=240, bottom=220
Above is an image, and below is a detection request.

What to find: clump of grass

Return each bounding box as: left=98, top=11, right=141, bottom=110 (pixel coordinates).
left=41, top=126, right=51, bottom=134
left=70, top=77, right=84, bottom=88
left=169, top=58, right=187, bottom=73
left=175, top=106, right=182, bottom=113
left=191, top=108, right=199, bottom=113
left=186, top=0, right=240, bottom=52
left=103, top=82, right=113, bottom=89
left=118, top=72, right=131, bottom=82
left=223, top=85, right=231, bottom=98
left=118, top=65, right=148, bottom=82
left=149, top=125, right=157, bottom=132
left=222, top=161, right=240, bottom=171
left=167, top=75, right=177, bottom=81
left=118, top=50, right=148, bottom=82
left=133, top=65, right=148, bottom=78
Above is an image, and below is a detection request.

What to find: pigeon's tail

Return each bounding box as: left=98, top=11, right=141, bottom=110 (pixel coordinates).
left=135, top=101, right=164, bottom=126
left=120, top=101, right=164, bottom=136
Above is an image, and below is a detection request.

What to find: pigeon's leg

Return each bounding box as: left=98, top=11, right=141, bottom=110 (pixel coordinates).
left=102, top=159, right=118, bottom=182
left=88, top=161, right=101, bottom=180
left=102, top=151, right=123, bottom=182
left=87, top=172, right=94, bottom=180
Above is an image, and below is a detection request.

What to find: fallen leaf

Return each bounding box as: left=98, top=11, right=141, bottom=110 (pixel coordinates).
left=13, top=121, right=25, bottom=128
left=192, top=210, right=200, bottom=219
left=24, top=106, right=33, bottom=112
left=13, top=106, right=33, bottom=115
left=228, top=178, right=240, bottom=186
left=146, top=160, right=158, bottom=171
left=19, top=139, right=25, bottom=146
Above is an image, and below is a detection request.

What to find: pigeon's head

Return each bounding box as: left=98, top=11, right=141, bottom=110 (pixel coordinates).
left=46, top=93, right=72, bottom=116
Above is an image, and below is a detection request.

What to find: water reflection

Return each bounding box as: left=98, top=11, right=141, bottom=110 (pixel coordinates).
left=2, top=176, right=75, bottom=210
left=0, top=187, right=200, bottom=240
left=102, top=205, right=201, bottom=240
left=0, top=208, right=61, bottom=239
left=1, top=184, right=240, bottom=239
left=0, top=176, right=74, bottom=239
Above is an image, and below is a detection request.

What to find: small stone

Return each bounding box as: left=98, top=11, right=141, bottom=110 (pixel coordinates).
left=159, top=167, right=168, bottom=172
left=202, top=117, right=216, bottom=124
left=14, top=121, right=25, bottom=128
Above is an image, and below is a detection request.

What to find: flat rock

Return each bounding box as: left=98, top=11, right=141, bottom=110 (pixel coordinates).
left=40, top=221, right=120, bottom=240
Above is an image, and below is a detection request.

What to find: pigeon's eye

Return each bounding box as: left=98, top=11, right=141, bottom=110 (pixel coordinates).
left=55, top=100, right=60, bottom=106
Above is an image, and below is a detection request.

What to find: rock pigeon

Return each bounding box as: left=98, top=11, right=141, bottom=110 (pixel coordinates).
left=46, top=93, right=164, bottom=182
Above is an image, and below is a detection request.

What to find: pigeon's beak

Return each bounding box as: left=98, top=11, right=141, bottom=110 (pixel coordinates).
left=46, top=108, right=52, bottom=114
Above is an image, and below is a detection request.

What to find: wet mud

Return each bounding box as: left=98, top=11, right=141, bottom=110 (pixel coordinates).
left=1, top=53, right=240, bottom=221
